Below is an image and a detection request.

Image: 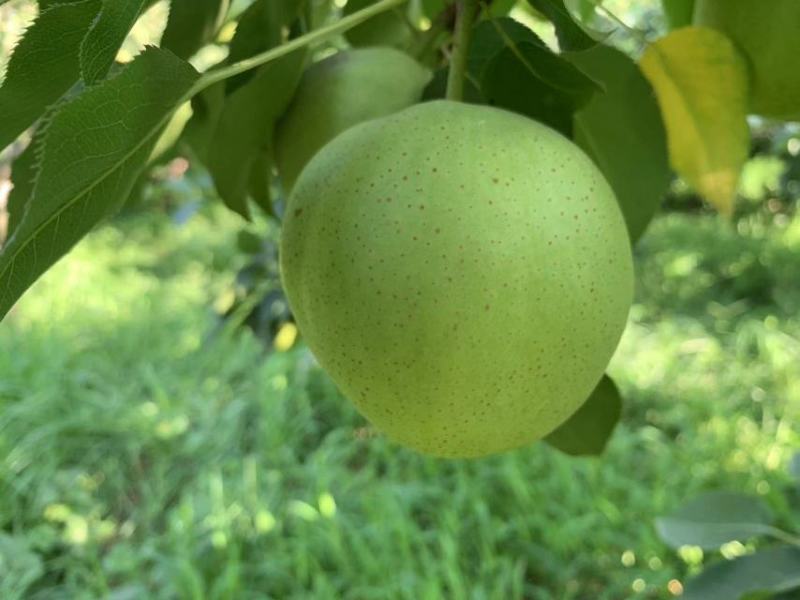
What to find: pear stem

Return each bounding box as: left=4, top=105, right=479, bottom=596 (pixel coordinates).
left=445, top=0, right=480, bottom=102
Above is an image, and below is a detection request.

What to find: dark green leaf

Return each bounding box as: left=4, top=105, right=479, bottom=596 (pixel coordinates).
left=224, top=0, right=304, bottom=93
left=683, top=546, right=800, bottom=600
left=343, top=0, right=413, bottom=48
left=0, top=48, right=200, bottom=321
left=80, top=0, right=146, bottom=84
left=0, top=0, right=101, bottom=150
left=5, top=143, right=39, bottom=240
left=426, top=18, right=600, bottom=135
left=161, top=0, right=230, bottom=60
left=468, top=18, right=539, bottom=78
left=544, top=375, right=622, bottom=456
left=183, top=83, right=226, bottom=161
left=569, top=44, right=671, bottom=243
left=527, top=0, right=595, bottom=50
left=656, top=491, right=774, bottom=550
left=205, top=50, right=307, bottom=219
left=481, top=40, right=598, bottom=135
left=422, top=67, right=485, bottom=103
left=420, top=0, right=445, bottom=19
left=248, top=150, right=275, bottom=216
left=662, top=0, right=696, bottom=30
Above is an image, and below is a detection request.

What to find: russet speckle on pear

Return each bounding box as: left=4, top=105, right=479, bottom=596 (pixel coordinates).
left=280, top=101, right=633, bottom=458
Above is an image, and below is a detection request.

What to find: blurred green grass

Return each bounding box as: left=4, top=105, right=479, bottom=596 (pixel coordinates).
left=0, top=174, right=798, bottom=599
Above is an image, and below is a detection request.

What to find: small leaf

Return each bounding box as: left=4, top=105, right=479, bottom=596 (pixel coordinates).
left=527, top=0, right=596, bottom=50
left=0, top=48, right=200, bottom=321
left=570, top=44, right=671, bottom=243
left=662, top=0, right=696, bottom=30
left=0, top=0, right=101, bottom=150
left=640, top=27, right=750, bottom=216
left=161, top=0, right=230, bottom=60
left=656, top=491, right=774, bottom=550
left=80, top=0, right=147, bottom=84
left=544, top=375, right=622, bottom=456
left=205, top=50, right=307, bottom=219
left=682, top=546, right=800, bottom=600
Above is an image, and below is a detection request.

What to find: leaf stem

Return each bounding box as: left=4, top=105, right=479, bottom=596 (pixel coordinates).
left=445, top=0, right=480, bottom=101
left=194, top=0, right=408, bottom=94
left=767, top=526, right=800, bottom=549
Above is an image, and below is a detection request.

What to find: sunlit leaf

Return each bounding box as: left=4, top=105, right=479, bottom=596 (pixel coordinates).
left=640, top=27, right=749, bottom=216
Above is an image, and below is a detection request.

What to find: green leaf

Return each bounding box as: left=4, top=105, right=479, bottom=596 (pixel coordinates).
left=5, top=143, right=39, bottom=240
left=161, top=0, right=230, bottom=60
left=432, top=18, right=600, bottom=136
left=183, top=83, right=226, bottom=161
left=0, top=48, right=200, bottom=321
left=682, top=546, right=800, bottom=600
left=248, top=150, right=275, bottom=216
left=662, top=0, right=696, bottom=30
left=205, top=50, right=307, bottom=219
left=481, top=41, right=599, bottom=135
left=656, top=491, right=774, bottom=550
left=544, top=375, right=622, bottom=456
left=570, top=44, right=671, bottom=243
left=225, top=0, right=304, bottom=92
left=0, top=0, right=101, bottom=151
left=527, top=0, right=596, bottom=50
left=566, top=0, right=600, bottom=22
left=640, top=27, right=749, bottom=216
left=343, top=0, right=412, bottom=49
left=80, top=0, right=147, bottom=84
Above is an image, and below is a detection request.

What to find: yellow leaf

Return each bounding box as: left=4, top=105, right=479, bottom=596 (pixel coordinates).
left=640, top=27, right=750, bottom=216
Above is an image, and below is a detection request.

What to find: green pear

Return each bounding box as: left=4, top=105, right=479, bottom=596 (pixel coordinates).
left=694, top=0, right=800, bottom=120
left=280, top=101, right=633, bottom=458
left=274, top=48, right=431, bottom=191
